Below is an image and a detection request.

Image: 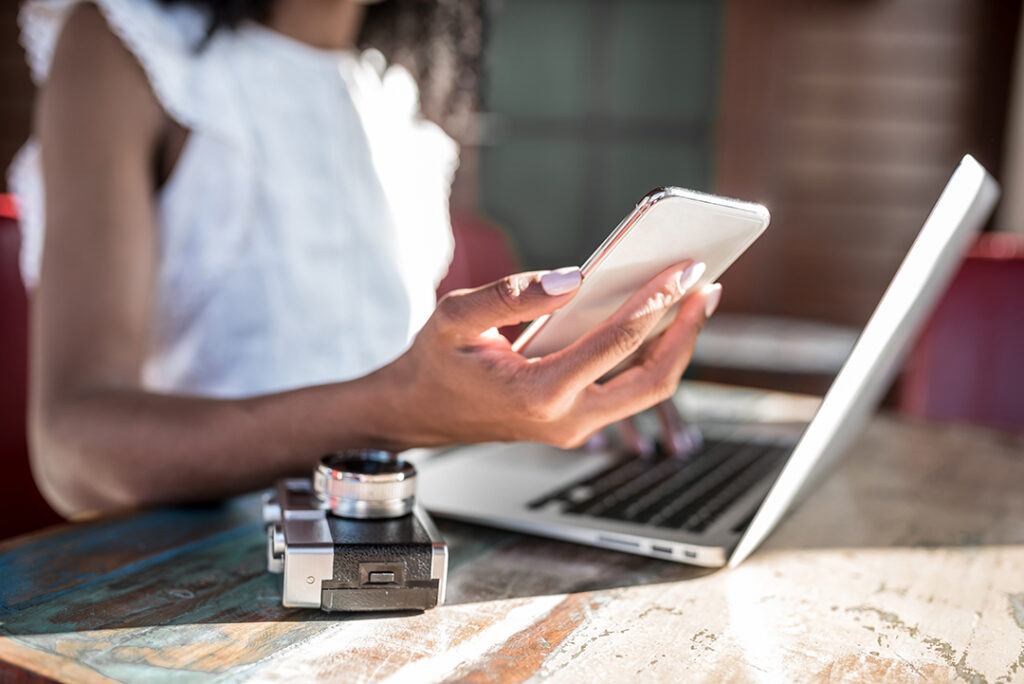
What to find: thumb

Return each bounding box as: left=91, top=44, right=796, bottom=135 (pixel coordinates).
left=436, top=267, right=581, bottom=336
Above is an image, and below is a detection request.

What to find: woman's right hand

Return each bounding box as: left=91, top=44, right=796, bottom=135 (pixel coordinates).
left=370, top=261, right=721, bottom=450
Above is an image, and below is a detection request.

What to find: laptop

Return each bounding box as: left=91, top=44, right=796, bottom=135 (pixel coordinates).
left=413, top=155, right=1000, bottom=568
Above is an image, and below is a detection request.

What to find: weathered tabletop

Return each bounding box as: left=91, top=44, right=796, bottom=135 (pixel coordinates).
left=2, top=389, right=1023, bottom=683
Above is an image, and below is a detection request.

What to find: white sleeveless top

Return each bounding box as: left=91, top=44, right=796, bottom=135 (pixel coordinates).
left=9, top=0, right=458, bottom=398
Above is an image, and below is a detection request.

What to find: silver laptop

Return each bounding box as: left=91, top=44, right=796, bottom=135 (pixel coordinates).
left=414, top=155, right=1000, bottom=568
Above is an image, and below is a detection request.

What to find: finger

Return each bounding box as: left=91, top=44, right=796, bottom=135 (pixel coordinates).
left=578, top=285, right=718, bottom=424
left=435, top=267, right=581, bottom=338
left=654, top=399, right=703, bottom=458
left=617, top=415, right=655, bottom=457
left=539, top=260, right=705, bottom=391
left=621, top=282, right=721, bottom=385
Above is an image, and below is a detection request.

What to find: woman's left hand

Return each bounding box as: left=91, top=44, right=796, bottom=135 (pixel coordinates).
left=365, top=263, right=721, bottom=450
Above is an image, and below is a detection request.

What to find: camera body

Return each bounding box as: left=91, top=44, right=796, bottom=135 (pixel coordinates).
left=263, top=453, right=448, bottom=612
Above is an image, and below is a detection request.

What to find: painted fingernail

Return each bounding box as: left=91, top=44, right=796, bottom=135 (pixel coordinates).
left=676, top=261, right=706, bottom=293
left=541, top=267, right=582, bottom=296
left=704, top=283, right=723, bottom=317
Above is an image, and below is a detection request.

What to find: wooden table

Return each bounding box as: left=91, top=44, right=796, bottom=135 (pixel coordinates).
left=2, top=397, right=1023, bottom=682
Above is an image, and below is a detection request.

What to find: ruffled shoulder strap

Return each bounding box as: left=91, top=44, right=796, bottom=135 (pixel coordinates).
left=12, top=0, right=250, bottom=288
left=19, top=0, right=233, bottom=138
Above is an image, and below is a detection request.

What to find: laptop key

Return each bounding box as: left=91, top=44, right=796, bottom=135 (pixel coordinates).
left=681, top=446, right=789, bottom=532
left=527, top=456, right=642, bottom=510
left=562, top=459, right=654, bottom=512
left=595, top=441, right=737, bottom=522
left=643, top=444, right=765, bottom=527
left=576, top=458, right=684, bottom=517
left=524, top=438, right=792, bottom=537
left=656, top=445, right=787, bottom=530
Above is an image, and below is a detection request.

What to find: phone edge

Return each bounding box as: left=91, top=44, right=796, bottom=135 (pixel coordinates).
left=510, top=187, right=770, bottom=355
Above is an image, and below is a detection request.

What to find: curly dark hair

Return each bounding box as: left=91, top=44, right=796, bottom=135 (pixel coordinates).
left=159, top=0, right=484, bottom=138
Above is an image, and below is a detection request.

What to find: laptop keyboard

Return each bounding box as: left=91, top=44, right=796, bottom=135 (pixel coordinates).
left=527, top=439, right=790, bottom=533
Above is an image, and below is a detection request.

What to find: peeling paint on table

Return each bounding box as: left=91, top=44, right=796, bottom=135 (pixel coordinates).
left=1, top=406, right=1023, bottom=683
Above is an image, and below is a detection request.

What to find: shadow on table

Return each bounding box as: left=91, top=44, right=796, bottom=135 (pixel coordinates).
left=0, top=513, right=714, bottom=637
left=437, top=518, right=715, bottom=607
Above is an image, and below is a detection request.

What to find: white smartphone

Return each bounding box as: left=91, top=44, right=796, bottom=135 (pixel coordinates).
left=512, top=187, right=771, bottom=358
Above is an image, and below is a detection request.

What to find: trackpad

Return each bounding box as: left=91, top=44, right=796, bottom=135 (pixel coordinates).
left=417, top=443, right=618, bottom=510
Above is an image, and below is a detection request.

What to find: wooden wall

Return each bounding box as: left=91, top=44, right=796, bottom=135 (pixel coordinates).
left=715, top=0, right=1021, bottom=327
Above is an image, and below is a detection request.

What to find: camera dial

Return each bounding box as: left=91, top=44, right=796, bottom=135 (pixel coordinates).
left=313, top=451, right=417, bottom=519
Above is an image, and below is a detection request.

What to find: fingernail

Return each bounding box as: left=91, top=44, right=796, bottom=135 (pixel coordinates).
left=675, top=261, right=706, bottom=293
left=541, top=267, right=582, bottom=296
left=704, top=283, right=723, bottom=317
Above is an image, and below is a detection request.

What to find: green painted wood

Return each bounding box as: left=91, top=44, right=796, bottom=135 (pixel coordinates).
left=0, top=521, right=332, bottom=681
left=0, top=497, right=697, bottom=682
left=0, top=497, right=259, bottom=611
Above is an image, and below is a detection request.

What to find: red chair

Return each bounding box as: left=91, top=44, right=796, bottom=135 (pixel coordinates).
left=0, top=195, right=62, bottom=539
left=438, top=210, right=522, bottom=340
left=437, top=211, right=520, bottom=296
left=900, top=232, right=1024, bottom=432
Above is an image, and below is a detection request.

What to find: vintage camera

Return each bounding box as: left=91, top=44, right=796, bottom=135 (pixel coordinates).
left=263, top=451, right=448, bottom=612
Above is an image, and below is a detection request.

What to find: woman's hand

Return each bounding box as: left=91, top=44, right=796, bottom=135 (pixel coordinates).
left=373, top=261, right=721, bottom=449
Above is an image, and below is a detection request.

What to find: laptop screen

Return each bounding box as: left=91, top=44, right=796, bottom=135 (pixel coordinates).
left=729, top=155, right=1000, bottom=566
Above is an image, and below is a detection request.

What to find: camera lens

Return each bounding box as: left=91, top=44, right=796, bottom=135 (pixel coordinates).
left=313, top=451, right=417, bottom=519
left=321, top=453, right=407, bottom=476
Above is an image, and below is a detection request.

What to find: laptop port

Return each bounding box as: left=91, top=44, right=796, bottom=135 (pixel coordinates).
left=651, top=544, right=673, bottom=555
left=598, top=535, right=640, bottom=549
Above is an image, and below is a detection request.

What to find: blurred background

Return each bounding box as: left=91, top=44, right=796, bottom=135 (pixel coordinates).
left=2, top=0, right=1023, bottom=539
left=455, top=0, right=1024, bottom=413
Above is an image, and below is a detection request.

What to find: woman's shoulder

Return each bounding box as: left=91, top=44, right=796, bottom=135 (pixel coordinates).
left=21, top=0, right=245, bottom=143
left=21, top=0, right=207, bottom=83
left=42, top=3, right=168, bottom=133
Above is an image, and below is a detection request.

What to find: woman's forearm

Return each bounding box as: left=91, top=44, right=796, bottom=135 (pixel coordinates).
left=30, top=375, right=394, bottom=517
left=31, top=266, right=718, bottom=520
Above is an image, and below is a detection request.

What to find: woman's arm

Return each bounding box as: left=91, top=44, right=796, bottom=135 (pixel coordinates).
left=30, top=5, right=718, bottom=518
left=31, top=5, right=364, bottom=514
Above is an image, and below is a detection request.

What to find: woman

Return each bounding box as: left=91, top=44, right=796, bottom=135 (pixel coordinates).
left=11, top=0, right=721, bottom=517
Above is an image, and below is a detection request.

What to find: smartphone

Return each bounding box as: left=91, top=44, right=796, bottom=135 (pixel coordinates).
left=512, top=187, right=770, bottom=358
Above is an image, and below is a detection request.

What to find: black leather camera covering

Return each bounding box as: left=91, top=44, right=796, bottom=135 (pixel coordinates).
left=321, top=513, right=439, bottom=612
